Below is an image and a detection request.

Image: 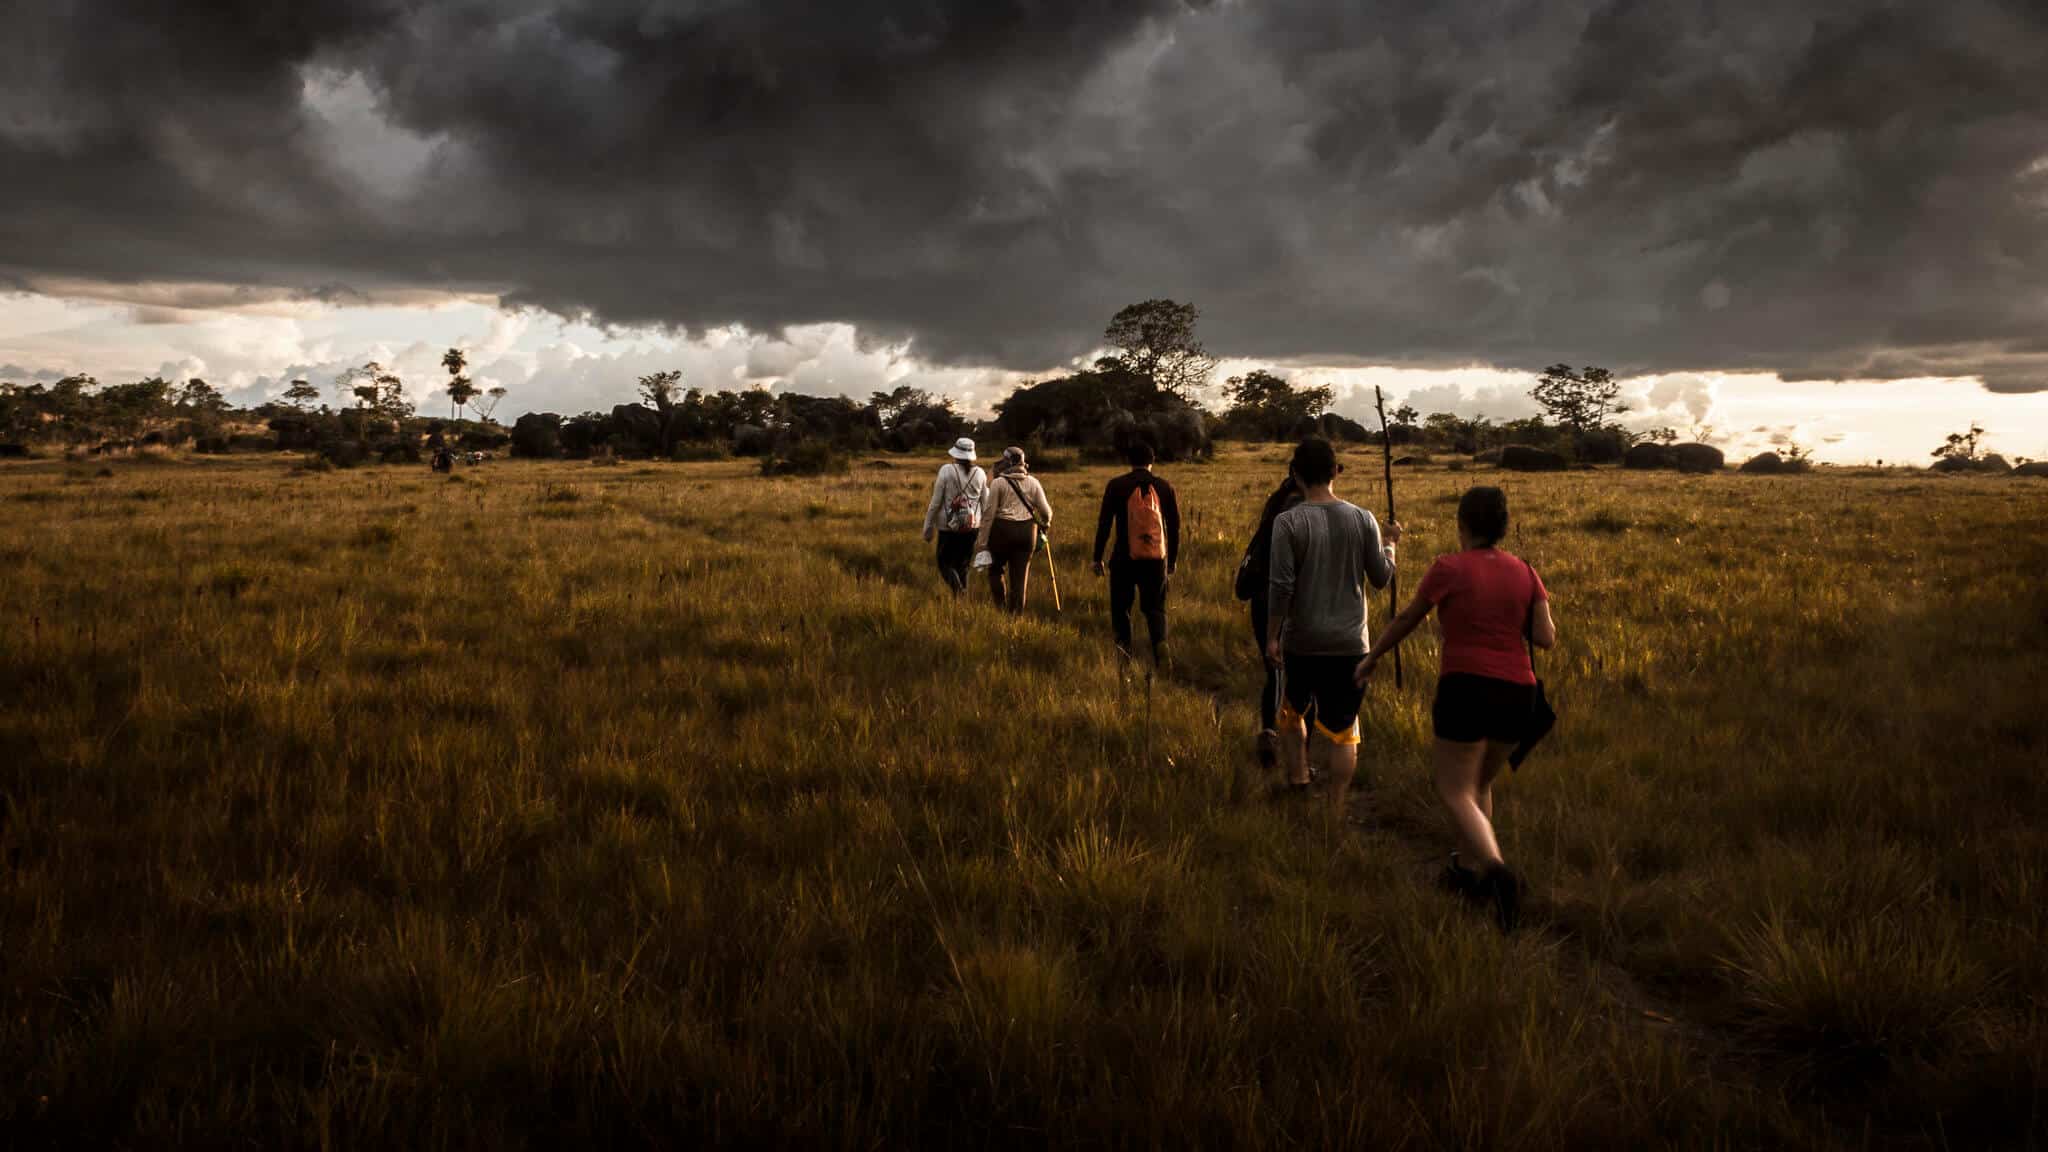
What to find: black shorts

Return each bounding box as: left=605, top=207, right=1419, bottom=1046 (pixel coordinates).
left=1282, top=652, right=1366, bottom=745
left=1432, top=673, right=1536, bottom=744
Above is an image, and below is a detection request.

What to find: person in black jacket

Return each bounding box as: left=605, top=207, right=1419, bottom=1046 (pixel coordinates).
left=1092, top=439, right=1180, bottom=669
left=1237, top=470, right=1304, bottom=769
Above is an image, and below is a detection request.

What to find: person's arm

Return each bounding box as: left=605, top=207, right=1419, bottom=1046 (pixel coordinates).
left=1092, top=476, right=1119, bottom=571
left=1360, top=510, right=1398, bottom=590
left=974, top=484, right=997, bottom=553
left=1162, top=480, right=1181, bottom=573
left=1531, top=598, right=1557, bottom=650
left=923, top=469, right=949, bottom=539
left=1266, top=516, right=1297, bottom=665
left=1030, top=479, right=1052, bottom=529
left=1356, top=593, right=1433, bottom=684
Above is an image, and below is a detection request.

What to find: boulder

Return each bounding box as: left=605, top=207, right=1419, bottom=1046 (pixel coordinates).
left=2013, top=461, right=2048, bottom=477
left=1932, top=455, right=2011, bottom=474
left=608, top=403, right=663, bottom=455
left=1740, top=452, right=1786, bottom=474
left=511, top=412, right=563, bottom=458
left=1499, top=444, right=1568, bottom=472
left=1671, top=443, right=1725, bottom=473
left=1623, top=443, right=1673, bottom=470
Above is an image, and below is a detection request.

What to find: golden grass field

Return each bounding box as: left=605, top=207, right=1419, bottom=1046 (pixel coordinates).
left=2, top=448, right=2044, bottom=1148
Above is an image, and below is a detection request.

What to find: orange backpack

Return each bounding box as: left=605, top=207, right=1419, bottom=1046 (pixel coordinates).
left=1126, top=481, right=1166, bottom=561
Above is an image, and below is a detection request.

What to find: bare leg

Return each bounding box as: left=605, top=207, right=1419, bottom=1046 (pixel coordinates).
left=1433, top=738, right=1503, bottom=868
left=1477, top=741, right=1512, bottom=823
left=1278, top=711, right=1310, bottom=786
left=1324, top=740, right=1359, bottom=817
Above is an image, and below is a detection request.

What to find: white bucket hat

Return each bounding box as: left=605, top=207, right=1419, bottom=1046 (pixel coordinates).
left=948, top=437, right=977, bottom=461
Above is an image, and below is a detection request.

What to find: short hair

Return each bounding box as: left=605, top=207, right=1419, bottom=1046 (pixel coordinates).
left=1290, top=437, right=1339, bottom=486
left=1457, top=486, right=1510, bottom=546
left=1126, top=438, right=1156, bottom=467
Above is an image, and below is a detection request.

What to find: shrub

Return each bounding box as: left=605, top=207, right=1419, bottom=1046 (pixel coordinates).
left=761, top=440, right=849, bottom=477
left=671, top=442, right=728, bottom=463
left=317, top=440, right=368, bottom=469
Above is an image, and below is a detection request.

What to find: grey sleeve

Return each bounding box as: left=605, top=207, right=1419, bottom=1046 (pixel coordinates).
left=923, top=470, right=948, bottom=534
left=1268, top=514, right=1297, bottom=627
left=1360, top=509, right=1394, bottom=590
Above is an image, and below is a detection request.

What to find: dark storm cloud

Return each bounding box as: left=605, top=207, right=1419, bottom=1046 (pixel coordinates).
left=3, top=0, right=2047, bottom=388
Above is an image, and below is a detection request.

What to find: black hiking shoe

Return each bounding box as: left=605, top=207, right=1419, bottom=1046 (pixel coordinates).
left=1255, top=729, right=1280, bottom=772
left=1481, top=866, right=1522, bottom=935
left=1269, top=778, right=1314, bottom=802
left=1436, top=853, right=1480, bottom=898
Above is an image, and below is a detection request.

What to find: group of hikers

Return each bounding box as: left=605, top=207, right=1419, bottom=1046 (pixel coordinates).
left=922, top=435, right=1556, bottom=933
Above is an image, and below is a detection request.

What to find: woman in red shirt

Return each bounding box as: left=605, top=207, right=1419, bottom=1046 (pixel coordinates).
left=1356, top=486, right=1556, bottom=932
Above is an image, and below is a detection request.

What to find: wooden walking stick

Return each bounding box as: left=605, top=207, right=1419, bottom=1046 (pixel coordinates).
left=1373, top=386, right=1404, bottom=689
left=1040, top=528, right=1062, bottom=613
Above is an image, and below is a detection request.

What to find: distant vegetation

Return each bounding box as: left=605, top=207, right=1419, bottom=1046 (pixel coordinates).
left=2, top=301, right=2034, bottom=474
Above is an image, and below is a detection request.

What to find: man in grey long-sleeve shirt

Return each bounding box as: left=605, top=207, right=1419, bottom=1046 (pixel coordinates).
left=1264, top=437, right=1401, bottom=812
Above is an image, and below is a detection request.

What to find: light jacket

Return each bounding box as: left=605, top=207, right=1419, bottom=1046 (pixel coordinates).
left=923, top=460, right=988, bottom=536
left=976, top=470, right=1053, bottom=552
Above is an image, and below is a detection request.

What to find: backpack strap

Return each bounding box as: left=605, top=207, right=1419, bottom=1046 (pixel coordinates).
left=1521, top=557, right=1540, bottom=673
left=1004, top=475, right=1046, bottom=529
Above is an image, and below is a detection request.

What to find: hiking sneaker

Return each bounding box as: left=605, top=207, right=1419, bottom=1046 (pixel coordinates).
left=1436, top=853, right=1480, bottom=898
left=1482, top=866, right=1522, bottom=935
left=1255, top=728, right=1280, bottom=771
left=1269, top=778, right=1314, bottom=802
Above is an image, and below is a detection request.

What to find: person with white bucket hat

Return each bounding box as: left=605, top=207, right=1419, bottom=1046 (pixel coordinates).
left=922, top=437, right=988, bottom=595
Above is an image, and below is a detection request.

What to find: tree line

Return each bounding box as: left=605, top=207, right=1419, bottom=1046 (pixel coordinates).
left=13, top=297, right=2005, bottom=471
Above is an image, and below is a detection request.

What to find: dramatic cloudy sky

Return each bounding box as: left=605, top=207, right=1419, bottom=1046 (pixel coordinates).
left=5, top=0, right=2048, bottom=462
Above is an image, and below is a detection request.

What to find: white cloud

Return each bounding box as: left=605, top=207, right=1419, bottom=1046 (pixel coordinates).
left=5, top=291, right=2048, bottom=465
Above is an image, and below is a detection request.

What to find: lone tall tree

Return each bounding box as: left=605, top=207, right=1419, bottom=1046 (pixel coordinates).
left=475, top=385, right=509, bottom=423
left=639, top=370, right=685, bottom=455
left=282, top=378, right=321, bottom=411
left=442, top=348, right=476, bottom=420
left=1104, top=299, right=1218, bottom=403
left=1531, top=364, right=1625, bottom=431
left=1221, top=369, right=1332, bottom=441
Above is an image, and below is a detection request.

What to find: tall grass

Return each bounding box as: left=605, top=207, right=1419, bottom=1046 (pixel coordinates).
left=0, top=451, right=2042, bottom=1148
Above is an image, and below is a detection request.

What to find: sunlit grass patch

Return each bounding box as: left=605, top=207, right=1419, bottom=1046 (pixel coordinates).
left=0, top=452, right=2042, bottom=1147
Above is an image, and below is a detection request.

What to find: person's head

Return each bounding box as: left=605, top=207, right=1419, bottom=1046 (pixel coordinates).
left=948, top=436, right=977, bottom=466
left=1457, top=485, right=1510, bottom=548
left=1290, top=437, right=1339, bottom=488
left=1126, top=438, right=1156, bottom=470
left=1000, top=445, right=1027, bottom=475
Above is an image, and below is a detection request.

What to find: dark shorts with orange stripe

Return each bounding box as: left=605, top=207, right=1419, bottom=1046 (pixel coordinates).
left=1281, top=652, right=1366, bottom=745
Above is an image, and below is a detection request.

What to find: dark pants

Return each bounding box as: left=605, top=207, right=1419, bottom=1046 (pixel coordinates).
left=1110, top=558, right=1169, bottom=658
left=986, top=519, right=1037, bottom=612
left=1250, top=594, right=1282, bottom=730
left=936, top=530, right=975, bottom=594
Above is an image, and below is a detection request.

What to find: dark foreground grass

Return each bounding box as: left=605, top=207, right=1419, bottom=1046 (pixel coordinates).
left=1, top=451, right=2044, bottom=1148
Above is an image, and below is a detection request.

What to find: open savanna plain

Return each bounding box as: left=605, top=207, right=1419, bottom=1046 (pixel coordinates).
left=2, top=447, right=2044, bottom=1149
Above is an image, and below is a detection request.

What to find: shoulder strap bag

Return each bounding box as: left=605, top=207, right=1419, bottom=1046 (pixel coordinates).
left=1508, top=558, right=1557, bottom=770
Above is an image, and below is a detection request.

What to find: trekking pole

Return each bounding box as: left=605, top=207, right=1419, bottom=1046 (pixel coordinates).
left=1373, top=386, right=1404, bottom=690
left=1040, top=527, right=1062, bottom=612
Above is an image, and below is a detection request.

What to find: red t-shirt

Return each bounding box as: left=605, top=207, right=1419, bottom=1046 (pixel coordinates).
left=1414, top=548, right=1548, bottom=685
